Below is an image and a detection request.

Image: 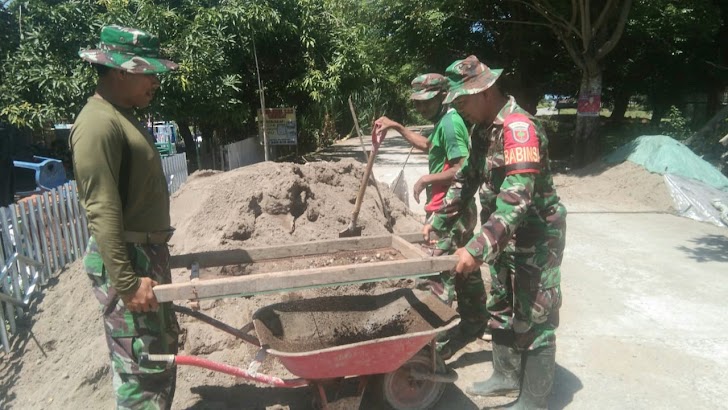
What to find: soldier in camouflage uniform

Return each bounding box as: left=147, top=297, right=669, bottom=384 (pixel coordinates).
left=429, top=56, right=567, bottom=409
left=374, top=74, right=488, bottom=359
left=70, top=25, right=180, bottom=410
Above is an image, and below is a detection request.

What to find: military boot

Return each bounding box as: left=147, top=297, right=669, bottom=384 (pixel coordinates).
left=466, top=330, right=521, bottom=397
left=507, top=345, right=556, bottom=410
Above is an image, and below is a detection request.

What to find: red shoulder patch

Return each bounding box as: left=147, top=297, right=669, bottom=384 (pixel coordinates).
left=503, top=113, right=540, bottom=175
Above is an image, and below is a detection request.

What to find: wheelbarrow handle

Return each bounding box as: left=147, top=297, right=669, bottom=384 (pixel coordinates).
left=170, top=304, right=260, bottom=347
left=142, top=354, right=309, bottom=388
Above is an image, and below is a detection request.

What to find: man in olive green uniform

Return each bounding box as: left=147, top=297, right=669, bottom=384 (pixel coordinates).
left=375, top=74, right=488, bottom=358
left=431, top=56, right=567, bottom=409
left=70, top=25, right=180, bottom=410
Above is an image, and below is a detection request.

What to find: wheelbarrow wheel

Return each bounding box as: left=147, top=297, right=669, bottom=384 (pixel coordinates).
left=369, top=349, right=447, bottom=410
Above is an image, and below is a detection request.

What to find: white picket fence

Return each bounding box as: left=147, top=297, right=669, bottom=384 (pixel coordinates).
left=0, top=153, right=187, bottom=354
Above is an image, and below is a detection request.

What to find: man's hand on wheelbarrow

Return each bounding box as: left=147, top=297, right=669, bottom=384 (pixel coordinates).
left=122, top=277, right=160, bottom=312
left=453, top=247, right=482, bottom=275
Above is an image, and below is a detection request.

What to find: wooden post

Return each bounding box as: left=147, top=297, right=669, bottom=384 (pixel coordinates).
left=0, top=302, right=9, bottom=353
left=46, top=190, right=66, bottom=268
left=28, top=199, right=50, bottom=283
left=9, top=206, right=29, bottom=315
left=17, top=202, right=37, bottom=287
left=62, top=184, right=81, bottom=261
left=68, top=183, right=85, bottom=252
left=56, top=186, right=72, bottom=263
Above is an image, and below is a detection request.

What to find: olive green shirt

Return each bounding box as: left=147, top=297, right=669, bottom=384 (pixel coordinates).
left=70, top=97, right=170, bottom=295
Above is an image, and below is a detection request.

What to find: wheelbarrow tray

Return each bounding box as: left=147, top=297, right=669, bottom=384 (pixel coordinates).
left=252, top=288, right=459, bottom=380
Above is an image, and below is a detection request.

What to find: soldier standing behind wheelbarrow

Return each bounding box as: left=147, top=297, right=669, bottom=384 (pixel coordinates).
left=70, top=25, right=180, bottom=409
left=374, top=74, right=489, bottom=360
left=431, top=55, right=567, bottom=409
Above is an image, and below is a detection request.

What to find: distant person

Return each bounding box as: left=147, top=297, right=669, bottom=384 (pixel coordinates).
left=70, top=25, right=179, bottom=409
left=374, top=73, right=488, bottom=359
left=432, top=55, right=567, bottom=408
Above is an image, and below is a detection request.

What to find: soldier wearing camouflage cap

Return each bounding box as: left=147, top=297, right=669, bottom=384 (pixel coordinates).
left=374, top=73, right=489, bottom=359
left=430, top=55, right=567, bottom=408
left=70, top=25, right=179, bottom=409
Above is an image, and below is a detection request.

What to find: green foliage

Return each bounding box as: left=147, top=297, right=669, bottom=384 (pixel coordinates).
left=659, top=106, right=691, bottom=140
left=1, top=0, right=726, bottom=160
left=0, top=0, right=385, bottom=151
left=0, top=0, right=97, bottom=128
left=605, top=0, right=723, bottom=117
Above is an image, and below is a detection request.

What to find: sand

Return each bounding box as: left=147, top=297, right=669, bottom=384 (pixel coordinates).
left=554, top=160, right=675, bottom=214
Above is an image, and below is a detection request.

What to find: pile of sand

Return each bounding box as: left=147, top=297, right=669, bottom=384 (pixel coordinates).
left=0, top=159, right=423, bottom=410
left=170, top=159, right=421, bottom=253
left=554, top=161, right=675, bottom=214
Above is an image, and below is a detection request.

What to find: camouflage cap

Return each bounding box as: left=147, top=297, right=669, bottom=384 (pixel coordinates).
left=79, top=25, right=178, bottom=74
left=410, top=73, right=449, bottom=100
left=443, top=55, right=503, bottom=104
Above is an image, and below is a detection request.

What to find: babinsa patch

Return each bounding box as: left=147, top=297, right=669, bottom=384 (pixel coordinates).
left=503, top=113, right=540, bottom=175
left=509, top=121, right=530, bottom=143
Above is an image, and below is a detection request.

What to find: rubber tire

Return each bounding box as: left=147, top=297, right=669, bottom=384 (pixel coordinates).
left=369, top=348, right=448, bottom=410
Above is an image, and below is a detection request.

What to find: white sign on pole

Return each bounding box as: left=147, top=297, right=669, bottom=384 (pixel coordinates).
left=257, top=108, right=297, bottom=146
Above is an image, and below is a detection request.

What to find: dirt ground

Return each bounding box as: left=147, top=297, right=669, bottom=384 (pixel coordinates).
left=0, top=158, right=681, bottom=410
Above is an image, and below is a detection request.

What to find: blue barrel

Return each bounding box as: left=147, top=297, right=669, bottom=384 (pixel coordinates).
left=13, top=156, right=67, bottom=196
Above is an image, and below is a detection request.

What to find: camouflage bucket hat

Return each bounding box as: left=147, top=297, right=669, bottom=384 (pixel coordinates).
left=443, top=55, right=503, bottom=104
left=79, top=25, right=178, bottom=74
left=410, top=73, right=449, bottom=100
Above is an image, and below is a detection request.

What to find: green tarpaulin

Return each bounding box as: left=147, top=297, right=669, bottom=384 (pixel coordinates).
left=604, top=135, right=728, bottom=191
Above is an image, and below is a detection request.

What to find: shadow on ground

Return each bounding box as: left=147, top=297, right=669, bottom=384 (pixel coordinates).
left=677, top=233, right=728, bottom=263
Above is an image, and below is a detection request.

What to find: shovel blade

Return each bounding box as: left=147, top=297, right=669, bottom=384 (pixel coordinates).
left=338, top=225, right=362, bottom=238
left=391, top=170, right=409, bottom=207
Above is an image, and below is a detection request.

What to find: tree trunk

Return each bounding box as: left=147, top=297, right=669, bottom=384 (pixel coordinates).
left=573, top=68, right=603, bottom=167
left=176, top=120, right=198, bottom=172
left=610, top=88, right=631, bottom=121
left=705, top=86, right=722, bottom=120
left=685, top=104, right=728, bottom=146
left=650, top=104, right=669, bottom=126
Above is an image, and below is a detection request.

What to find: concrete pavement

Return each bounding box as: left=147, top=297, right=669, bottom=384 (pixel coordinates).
left=316, top=132, right=728, bottom=409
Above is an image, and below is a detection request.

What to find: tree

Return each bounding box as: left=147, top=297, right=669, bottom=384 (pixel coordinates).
left=0, top=0, right=98, bottom=129
left=0, top=0, right=381, bottom=160
left=358, top=0, right=573, bottom=119
left=510, top=0, right=633, bottom=166
left=604, top=0, right=721, bottom=125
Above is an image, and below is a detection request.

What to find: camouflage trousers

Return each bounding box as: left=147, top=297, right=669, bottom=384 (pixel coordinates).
left=487, top=218, right=566, bottom=351
left=84, top=236, right=180, bottom=410
left=427, top=200, right=488, bottom=335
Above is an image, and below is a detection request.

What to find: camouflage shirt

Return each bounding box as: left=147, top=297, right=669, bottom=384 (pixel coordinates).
left=432, top=96, right=566, bottom=267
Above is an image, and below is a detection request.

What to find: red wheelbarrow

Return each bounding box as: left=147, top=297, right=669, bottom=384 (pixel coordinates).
left=143, top=288, right=460, bottom=409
